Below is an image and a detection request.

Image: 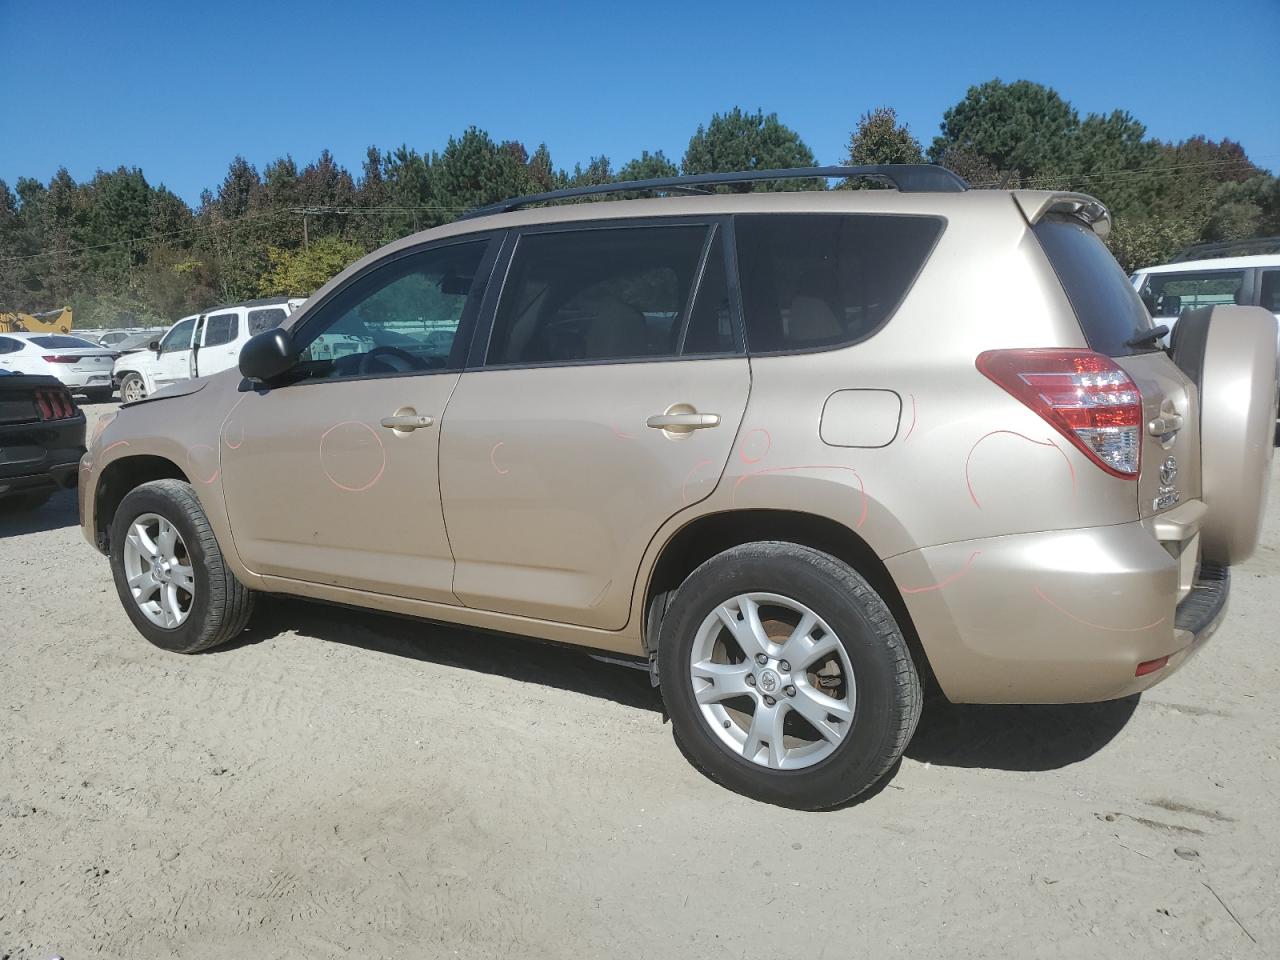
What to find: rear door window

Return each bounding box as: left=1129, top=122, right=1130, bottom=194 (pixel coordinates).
left=485, top=224, right=720, bottom=366
left=203, top=312, right=239, bottom=347
left=734, top=214, right=943, bottom=353
left=1034, top=217, right=1157, bottom=356
left=1140, top=269, right=1248, bottom=319
left=247, top=307, right=287, bottom=336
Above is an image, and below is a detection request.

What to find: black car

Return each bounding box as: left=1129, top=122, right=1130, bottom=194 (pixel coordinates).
left=0, top=371, right=86, bottom=511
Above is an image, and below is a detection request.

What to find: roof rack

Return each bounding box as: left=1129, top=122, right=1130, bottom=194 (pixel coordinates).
left=462, top=164, right=968, bottom=219
left=1172, top=235, right=1280, bottom=262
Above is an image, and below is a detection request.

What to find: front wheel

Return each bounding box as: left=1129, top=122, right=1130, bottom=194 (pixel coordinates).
left=108, top=479, right=254, bottom=653
left=659, top=542, right=922, bottom=809
left=119, top=373, right=147, bottom=403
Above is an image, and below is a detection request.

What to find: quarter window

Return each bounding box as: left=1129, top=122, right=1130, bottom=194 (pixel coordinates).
left=734, top=214, right=943, bottom=353
left=0, top=337, right=22, bottom=354
left=485, top=224, right=720, bottom=366
left=203, top=312, right=238, bottom=347
left=289, top=240, right=489, bottom=381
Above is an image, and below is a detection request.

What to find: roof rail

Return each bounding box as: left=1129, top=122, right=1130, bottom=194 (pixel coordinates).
left=1172, top=235, right=1280, bottom=262
left=462, top=164, right=968, bottom=219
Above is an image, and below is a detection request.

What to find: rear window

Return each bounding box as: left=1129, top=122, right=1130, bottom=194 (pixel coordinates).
left=29, top=335, right=98, bottom=349
left=1034, top=217, right=1156, bottom=356
left=734, top=214, right=943, bottom=353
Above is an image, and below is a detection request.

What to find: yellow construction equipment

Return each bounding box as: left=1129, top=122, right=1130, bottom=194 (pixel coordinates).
left=0, top=307, right=74, bottom=335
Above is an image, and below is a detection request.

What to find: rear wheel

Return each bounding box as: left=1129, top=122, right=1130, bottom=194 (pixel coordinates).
left=109, top=479, right=254, bottom=653
left=659, top=542, right=921, bottom=809
left=120, top=373, right=147, bottom=403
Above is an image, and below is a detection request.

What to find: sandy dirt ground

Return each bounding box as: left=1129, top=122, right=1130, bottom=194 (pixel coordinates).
left=1, top=399, right=1277, bottom=959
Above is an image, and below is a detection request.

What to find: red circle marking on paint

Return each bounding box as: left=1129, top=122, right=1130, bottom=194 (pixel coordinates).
left=320, top=420, right=386, bottom=493
left=1033, top=585, right=1166, bottom=633
left=964, top=430, right=1076, bottom=510
left=102, top=440, right=131, bottom=455
left=900, top=550, right=982, bottom=594
left=681, top=458, right=715, bottom=504
left=738, top=427, right=772, bottom=464
left=224, top=420, right=244, bottom=450
left=732, top=464, right=868, bottom=530
left=490, top=441, right=510, bottom=476
left=186, top=444, right=220, bottom=485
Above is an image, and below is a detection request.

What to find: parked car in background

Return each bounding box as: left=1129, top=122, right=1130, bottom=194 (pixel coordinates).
left=92, top=330, right=137, bottom=349
left=112, top=331, right=165, bottom=355
left=0, top=332, right=117, bottom=400
left=1130, top=238, right=1280, bottom=332
left=0, top=370, right=85, bottom=511
left=80, top=166, right=1278, bottom=809
left=113, top=298, right=304, bottom=402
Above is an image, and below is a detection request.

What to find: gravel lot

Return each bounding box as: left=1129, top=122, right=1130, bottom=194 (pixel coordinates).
left=2, top=399, right=1277, bottom=959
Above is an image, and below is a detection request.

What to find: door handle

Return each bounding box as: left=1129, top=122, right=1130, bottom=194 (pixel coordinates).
left=380, top=414, right=434, bottom=431
left=646, top=412, right=721, bottom=431
left=1148, top=413, right=1183, bottom=436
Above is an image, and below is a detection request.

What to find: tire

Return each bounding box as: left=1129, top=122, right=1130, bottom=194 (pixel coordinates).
left=0, top=490, right=53, bottom=512
left=658, top=542, right=921, bottom=810
left=108, top=479, right=254, bottom=653
left=120, top=373, right=147, bottom=403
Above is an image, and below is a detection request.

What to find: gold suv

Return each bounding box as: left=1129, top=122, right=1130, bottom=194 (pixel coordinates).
left=80, top=166, right=1278, bottom=809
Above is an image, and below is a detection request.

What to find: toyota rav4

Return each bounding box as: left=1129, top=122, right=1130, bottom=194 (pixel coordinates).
left=79, top=165, right=1278, bottom=809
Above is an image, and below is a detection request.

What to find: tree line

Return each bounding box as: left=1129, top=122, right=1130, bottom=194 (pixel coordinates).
left=1, top=78, right=1276, bottom=329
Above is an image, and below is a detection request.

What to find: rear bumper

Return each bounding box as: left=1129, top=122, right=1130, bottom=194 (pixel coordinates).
left=0, top=415, right=86, bottom=497
left=886, top=508, right=1225, bottom=703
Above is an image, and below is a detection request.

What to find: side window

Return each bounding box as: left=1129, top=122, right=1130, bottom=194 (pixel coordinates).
left=247, top=307, right=286, bottom=336
left=735, top=214, right=943, bottom=353
left=290, top=240, right=489, bottom=381
left=0, top=337, right=21, bottom=354
left=203, top=312, right=238, bottom=347
left=158, top=317, right=197, bottom=354
left=486, top=224, right=712, bottom=366
left=1260, top=270, right=1280, bottom=314
left=1143, top=270, right=1247, bottom=318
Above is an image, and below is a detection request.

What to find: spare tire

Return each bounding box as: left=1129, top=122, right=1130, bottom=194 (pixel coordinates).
left=1170, top=305, right=1278, bottom=564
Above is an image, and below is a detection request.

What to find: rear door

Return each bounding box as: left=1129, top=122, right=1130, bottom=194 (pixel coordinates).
left=438, top=219, right=749, bottom=630
left=1034, top=218, right=1199, bottom=519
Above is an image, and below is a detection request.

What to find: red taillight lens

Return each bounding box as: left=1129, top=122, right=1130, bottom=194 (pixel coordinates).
left=976, top=349, right=1142, bottom=478
left=42, top=354, right=79, bottom=363
left=34, top=387, right=76, bottom=420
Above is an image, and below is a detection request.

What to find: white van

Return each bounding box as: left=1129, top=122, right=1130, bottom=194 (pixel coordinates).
left=114, top=297, right=304, bottom=402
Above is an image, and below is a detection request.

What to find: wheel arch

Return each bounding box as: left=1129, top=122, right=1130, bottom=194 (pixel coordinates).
left=93, top=455, right=191, bottom=553
left=641, top=508, right=933, bottom=687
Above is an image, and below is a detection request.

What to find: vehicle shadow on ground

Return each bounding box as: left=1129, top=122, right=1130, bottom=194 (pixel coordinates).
left=906, top=693, right=1140, bottom=771
left=229, top=597, right=1141, bottom=777
left=229, top=596, right=665, bottom=713
left=0, top=488, right=79, bottom=537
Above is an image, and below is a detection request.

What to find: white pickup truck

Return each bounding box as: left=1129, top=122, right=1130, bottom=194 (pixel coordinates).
left=114, top=297, right=304, bottom=402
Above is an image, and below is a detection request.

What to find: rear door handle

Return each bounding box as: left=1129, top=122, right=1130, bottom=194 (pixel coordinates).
left=646, top=412, right=721, bottom=430
left=380, top=414, right=434, bottom=431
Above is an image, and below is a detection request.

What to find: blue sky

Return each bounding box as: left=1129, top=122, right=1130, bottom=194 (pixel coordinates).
left=2, top=0, right=1277, bottom=205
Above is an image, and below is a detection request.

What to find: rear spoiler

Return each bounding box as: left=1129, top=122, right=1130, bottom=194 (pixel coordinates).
left=1013, top=191, right=1112, bottom=239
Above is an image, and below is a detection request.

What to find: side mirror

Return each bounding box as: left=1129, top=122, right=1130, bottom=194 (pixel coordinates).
left=148, top=340, right=160, bottom=353
left=239, top=328, right=295, bottom=382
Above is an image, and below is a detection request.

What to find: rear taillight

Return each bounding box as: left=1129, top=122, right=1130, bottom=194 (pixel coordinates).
left=42, top=354, right=79, bottom=363
left=976, top=349, right=1142, bottom=478
left=34, top=387, right=77, bottom=421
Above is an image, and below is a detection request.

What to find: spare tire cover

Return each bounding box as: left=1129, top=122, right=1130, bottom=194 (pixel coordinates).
left=1170, top=305, right=1278, bottom=564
